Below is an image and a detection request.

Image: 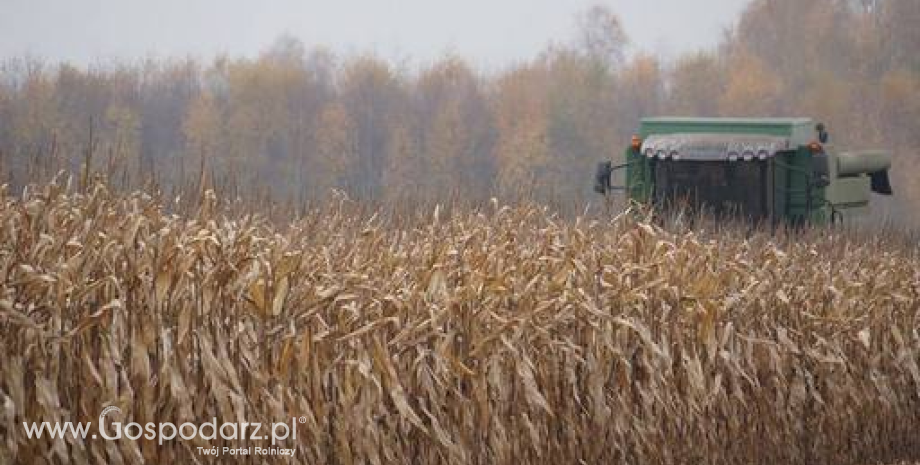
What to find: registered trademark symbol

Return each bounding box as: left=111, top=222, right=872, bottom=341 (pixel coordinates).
left=298, top=416, right=307, bottom=424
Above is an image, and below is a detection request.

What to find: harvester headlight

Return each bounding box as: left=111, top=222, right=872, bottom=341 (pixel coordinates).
left=742, top=148, right=755, bottom=161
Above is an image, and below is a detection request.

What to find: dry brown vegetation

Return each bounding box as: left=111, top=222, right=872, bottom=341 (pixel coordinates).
left=1, top=180, right=919, bottom=464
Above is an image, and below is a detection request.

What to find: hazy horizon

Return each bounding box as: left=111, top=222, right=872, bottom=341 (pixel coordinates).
left=1, top=0, right=750, bottom=67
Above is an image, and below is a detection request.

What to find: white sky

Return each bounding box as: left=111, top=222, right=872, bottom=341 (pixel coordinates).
left=0, top=0, right=751, bottom=67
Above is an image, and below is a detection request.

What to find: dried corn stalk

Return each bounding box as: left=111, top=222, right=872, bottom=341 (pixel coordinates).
left=0, top=180, right=919, bottom=464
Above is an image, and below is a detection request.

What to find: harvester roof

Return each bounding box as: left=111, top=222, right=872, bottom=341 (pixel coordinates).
left=640, top=117, right=815, bottom=145
left=638, top=117, right=817, bottom=162
left=640, top=133, right=791, bottom=162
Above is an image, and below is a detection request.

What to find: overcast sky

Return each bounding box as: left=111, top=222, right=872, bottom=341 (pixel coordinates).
left=0, top=0, right=751, bottom=68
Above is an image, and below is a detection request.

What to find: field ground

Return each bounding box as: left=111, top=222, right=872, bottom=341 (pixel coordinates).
left=1, top=181, right=919, bottom=464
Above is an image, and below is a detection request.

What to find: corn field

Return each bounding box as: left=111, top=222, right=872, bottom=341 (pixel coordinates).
left=1, top=180, right=919, bottom=464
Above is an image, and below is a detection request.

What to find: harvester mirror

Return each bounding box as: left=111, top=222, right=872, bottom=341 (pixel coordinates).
left=816, top=123, right=829, bottom=144
left=594, top=161, right=613, bottom=194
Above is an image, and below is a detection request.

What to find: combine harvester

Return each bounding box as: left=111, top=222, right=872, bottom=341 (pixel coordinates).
left=595, top=117, right=893, bottom=225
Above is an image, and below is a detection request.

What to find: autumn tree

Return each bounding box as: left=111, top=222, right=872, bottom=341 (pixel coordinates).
left=182, top=90, right=221, bottom=192
left=736, top=0, right=854, bottom=84
left=11, top=59, right=59, bottom=182
left=541, top=49, right=619, bottom=201
left=0, top=77, right=9, bottom=170
left=880, top=0, right=920, bottom=71
left=618, top=54, right=664, bottom=130
left=338, top=56, right=404, bottom=198
left=383, top=115, right=421, bottom=199
left=718, top=50, right=784, bottom=116
left=668, top=53, right=723, bottom=116
left=574, top=4, right=629, bottom=71
left=414, top=57, right=494, bottom=199
left=314, top=101, right=358, bottom=195
left=135, top=59, right=198, bottom=188
left=879, top=69, right=920, bottom=149
left=103, top=100, right=141, bottom=185
left=492, top=66, right=551, bottom=198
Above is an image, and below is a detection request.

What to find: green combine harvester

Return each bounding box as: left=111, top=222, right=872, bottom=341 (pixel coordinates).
left=594, top=117, right=893, bottom=225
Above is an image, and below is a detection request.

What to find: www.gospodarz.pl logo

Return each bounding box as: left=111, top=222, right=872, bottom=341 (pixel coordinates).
left=98, top=405, right=121, bottom=436
left=24, top=405, right=304, bottom=456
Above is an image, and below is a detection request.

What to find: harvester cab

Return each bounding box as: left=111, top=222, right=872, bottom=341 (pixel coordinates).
left=595, top=117, right=893, bottom=225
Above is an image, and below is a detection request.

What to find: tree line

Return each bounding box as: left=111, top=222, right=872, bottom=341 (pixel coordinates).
left=0, top=0, right=917, bottom=213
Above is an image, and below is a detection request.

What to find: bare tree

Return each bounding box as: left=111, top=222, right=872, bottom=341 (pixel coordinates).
left=574, top=4, right=629, bottom=70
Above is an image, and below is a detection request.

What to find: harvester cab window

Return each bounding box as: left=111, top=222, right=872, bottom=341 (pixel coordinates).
left=654, top=160, right=769, bottom=221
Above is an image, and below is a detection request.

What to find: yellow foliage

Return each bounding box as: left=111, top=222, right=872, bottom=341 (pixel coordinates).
left=719, top=51, right=784, bottom=116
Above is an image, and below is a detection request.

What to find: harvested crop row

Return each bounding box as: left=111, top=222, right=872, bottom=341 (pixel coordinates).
left=1, top=181, right=919, bottom=464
